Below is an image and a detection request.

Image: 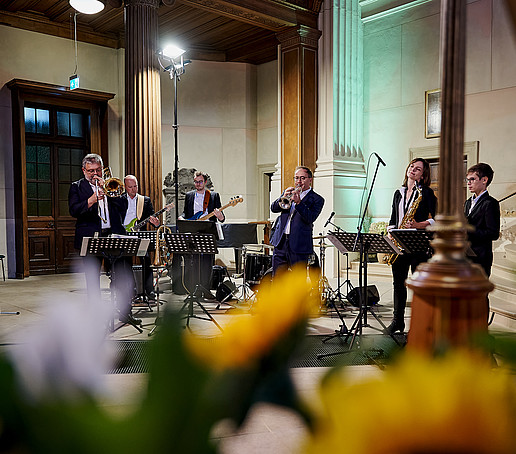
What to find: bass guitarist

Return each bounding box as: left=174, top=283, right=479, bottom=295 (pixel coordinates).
left=176, top=171, right=225, bottom=298
left=123, top=175, right=160, bottom=300
left=179, top=171, right=225, bottom=222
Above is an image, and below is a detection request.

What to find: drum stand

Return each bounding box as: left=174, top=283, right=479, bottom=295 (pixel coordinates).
left=148, top=265, right=167, bottom=336
left=234, top=246, right=257, bottom=304
left=315, top=236, right=349, bottom=340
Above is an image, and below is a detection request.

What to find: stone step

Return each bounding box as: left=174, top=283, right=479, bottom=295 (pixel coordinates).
left=349, top=260, right=392, bottom=277
left=491, top=253, right=516, bottom=282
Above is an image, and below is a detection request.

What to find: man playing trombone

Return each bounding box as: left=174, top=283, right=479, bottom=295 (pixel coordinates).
left=270, top=166, right=324, bottom=275
left=68, top=153, right=138, bottom=326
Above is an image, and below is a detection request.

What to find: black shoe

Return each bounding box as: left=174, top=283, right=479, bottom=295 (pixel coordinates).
left=119, top=313, right=142, bottom=326
left=383, top=319, right=405, bottom=334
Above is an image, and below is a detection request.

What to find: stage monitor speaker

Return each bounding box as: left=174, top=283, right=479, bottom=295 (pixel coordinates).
left=347, top=285, right=380, bottom=307
left=132, top=265, right=144, bottom=294
left=216, top=279, right=237, bottom=302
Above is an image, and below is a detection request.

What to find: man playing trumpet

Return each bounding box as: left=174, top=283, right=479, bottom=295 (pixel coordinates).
left=270, top=166, right=325, bottom=275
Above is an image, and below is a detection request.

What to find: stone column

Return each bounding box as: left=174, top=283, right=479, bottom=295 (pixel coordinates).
left=124, top=0, right=162, bottom=210
left=406, top=0, right=492, bottom=353
left=315, top=0, right=366, bottom=276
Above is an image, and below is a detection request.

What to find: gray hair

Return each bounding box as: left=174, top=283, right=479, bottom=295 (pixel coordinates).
left=82, top=153, right=103, bottom=168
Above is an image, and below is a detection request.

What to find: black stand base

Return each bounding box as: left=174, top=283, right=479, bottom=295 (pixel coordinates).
left=181, top=284, right=223, bottom=331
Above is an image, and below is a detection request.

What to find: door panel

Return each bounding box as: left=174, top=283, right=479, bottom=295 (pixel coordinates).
left=28, top=219, right=55, bottom=275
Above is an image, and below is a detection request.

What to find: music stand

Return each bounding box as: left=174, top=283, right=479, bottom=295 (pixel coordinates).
left=80, top=236, right=149, bottom=333
left=389, top=229, right=433, bottom=255
left=318, top=232, right=401, bottom=360
left=164, top=233, right=223, bottom=331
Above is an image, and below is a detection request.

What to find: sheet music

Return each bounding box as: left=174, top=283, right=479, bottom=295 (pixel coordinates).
left=80, top=237, right=90, bottom=257
left=216, top=221, right=224, bottom=241
left=137, top=239, right=150, bottom=257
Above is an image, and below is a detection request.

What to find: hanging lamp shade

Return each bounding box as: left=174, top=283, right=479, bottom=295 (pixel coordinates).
left=69, top=0, right=105, bottom=14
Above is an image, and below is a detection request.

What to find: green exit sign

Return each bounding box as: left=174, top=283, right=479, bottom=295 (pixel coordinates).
left=69, top=75, right=79, bottom=90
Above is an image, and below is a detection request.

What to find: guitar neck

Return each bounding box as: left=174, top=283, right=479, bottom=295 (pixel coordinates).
left=133, top=204, right=171, bottom=231
left=198, top=203, right=231, bottom=221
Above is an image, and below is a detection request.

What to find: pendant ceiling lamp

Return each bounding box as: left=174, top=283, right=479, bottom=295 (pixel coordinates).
left=69, top=0, right=105, bottom=14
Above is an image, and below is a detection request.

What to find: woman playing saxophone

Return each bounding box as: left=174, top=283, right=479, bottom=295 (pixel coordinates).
left=384, top=158, right=437, bottom=334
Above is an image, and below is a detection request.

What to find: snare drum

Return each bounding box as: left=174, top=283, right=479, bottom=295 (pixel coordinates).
left=245, top=254, right=272, bottom=285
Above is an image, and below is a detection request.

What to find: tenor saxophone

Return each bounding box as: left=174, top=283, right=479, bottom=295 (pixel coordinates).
left=387, top=184, right=423, bottom=265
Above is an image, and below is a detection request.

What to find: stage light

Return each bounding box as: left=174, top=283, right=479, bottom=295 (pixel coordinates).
left=161, top=44, right=186, bottom=60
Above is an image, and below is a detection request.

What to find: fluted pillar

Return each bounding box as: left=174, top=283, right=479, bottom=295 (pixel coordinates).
left=406, top=0, right=492, bottom=353
left=124, top=0, right=162, bottom=211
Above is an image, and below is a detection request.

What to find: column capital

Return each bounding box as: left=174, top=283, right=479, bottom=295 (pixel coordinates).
left=124, top=0, right=160, bottom=8
left=277, top=25, right=321, bottom=50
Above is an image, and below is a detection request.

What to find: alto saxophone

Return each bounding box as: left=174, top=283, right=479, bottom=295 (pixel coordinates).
left=387, top=184, right=423, bottom=266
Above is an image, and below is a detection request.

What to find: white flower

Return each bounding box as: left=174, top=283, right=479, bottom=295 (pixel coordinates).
left=8, top=290, right=116, bottom=402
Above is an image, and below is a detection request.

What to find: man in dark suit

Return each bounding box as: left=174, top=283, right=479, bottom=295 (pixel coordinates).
left=68, top=153, right=138, bottom=326
left=464, top=163, right=501, bottom=278
left=270, top=166, right=325, bottom=275
left=123, top=175, right=160, bottom=300
left=176, top=171, right=225, bottom=296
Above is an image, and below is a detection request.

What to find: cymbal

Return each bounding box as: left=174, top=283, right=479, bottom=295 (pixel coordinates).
left=313, top=235, right=326, bottom=240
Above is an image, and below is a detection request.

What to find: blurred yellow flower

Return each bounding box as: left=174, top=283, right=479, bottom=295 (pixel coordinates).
left=185, top=266, right=320, bottom=371
left=305, top=352, right=516, bottom=454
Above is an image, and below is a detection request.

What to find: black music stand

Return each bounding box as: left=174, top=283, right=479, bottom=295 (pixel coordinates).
left=80, top=236, right=149, bottom=333
left=389, top=229, right=433, bottom=256
left=318, top=232, right=401, bottom=360
left=164, top=233, right=223, bottom=331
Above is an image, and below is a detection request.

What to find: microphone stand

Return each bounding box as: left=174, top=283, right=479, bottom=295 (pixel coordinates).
left=352, top=158, right=382, bottom=334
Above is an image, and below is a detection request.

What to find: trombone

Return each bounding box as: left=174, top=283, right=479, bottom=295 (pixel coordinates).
left=94, top=167, right=125, bottom=223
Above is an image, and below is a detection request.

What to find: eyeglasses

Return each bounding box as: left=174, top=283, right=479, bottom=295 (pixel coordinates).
left=194, top=179, right=204, bottom=184
left=465, top=177, right=478, bottom=183
left=84, top=168, right=102, bottom=174
left=294, top=176, right=308, bottom=181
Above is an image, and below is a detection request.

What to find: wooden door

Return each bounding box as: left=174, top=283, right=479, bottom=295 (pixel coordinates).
left=25, top=106, right=89, bottom=274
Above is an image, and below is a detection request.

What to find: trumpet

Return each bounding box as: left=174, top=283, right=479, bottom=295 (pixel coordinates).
left=279, top=186, right=302, bottom=209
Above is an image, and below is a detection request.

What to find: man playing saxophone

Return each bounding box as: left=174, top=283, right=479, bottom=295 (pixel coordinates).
left=384, top=158, right=437, bottom=334
left=270, top=166, right=324, bottom=275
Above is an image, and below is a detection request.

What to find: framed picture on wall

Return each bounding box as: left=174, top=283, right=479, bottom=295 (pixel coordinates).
left=425, top=89, right=441, bottom=138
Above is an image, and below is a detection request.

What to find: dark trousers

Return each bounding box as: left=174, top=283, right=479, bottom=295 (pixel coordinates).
left=391, top=252, right=428, bottom=321
left=272, top=235, right=311, bottom=276
left=82, top=254, right=134, bottom=317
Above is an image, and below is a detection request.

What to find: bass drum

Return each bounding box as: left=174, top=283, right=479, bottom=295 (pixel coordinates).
left=245, top=254, right=272, bottom=286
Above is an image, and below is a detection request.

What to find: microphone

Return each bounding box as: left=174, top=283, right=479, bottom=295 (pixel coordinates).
left=324, top=211, right=335, bottom=228
left=374, top=152, right=386, bottom=166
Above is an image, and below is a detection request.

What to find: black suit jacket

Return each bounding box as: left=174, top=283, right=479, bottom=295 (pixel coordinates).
left=270, top=189, right=325, bottom=255
left=464, top=192, right=500, bottom=275
left=68, top=178, right=127, bottom=250
left=181, top=190, right=225, bottom=222
left=389, top=185, right=437, bottom=228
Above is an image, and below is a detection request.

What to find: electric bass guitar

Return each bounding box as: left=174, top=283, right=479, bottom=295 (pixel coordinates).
left=188, top=196, right=243, bottom=221
left=125, top=202, right=175, bottom=232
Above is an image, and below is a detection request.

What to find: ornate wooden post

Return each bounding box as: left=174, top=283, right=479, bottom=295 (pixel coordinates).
left=124, top=0, right=162, bottom=210
left=277, top=26, right=321, bottom=187
left=406, top=0, right=493, bottom=352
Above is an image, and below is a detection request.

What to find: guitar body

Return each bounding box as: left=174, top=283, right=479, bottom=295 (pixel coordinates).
left=187, top=211, right=204, bottom=221
left=125, top=218, right=138, bottom=232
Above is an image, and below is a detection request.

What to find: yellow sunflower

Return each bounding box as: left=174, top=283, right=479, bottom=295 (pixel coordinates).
left=305, top=351, right=516, bottom=454
left=184, top=265, right=320, bottom=371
